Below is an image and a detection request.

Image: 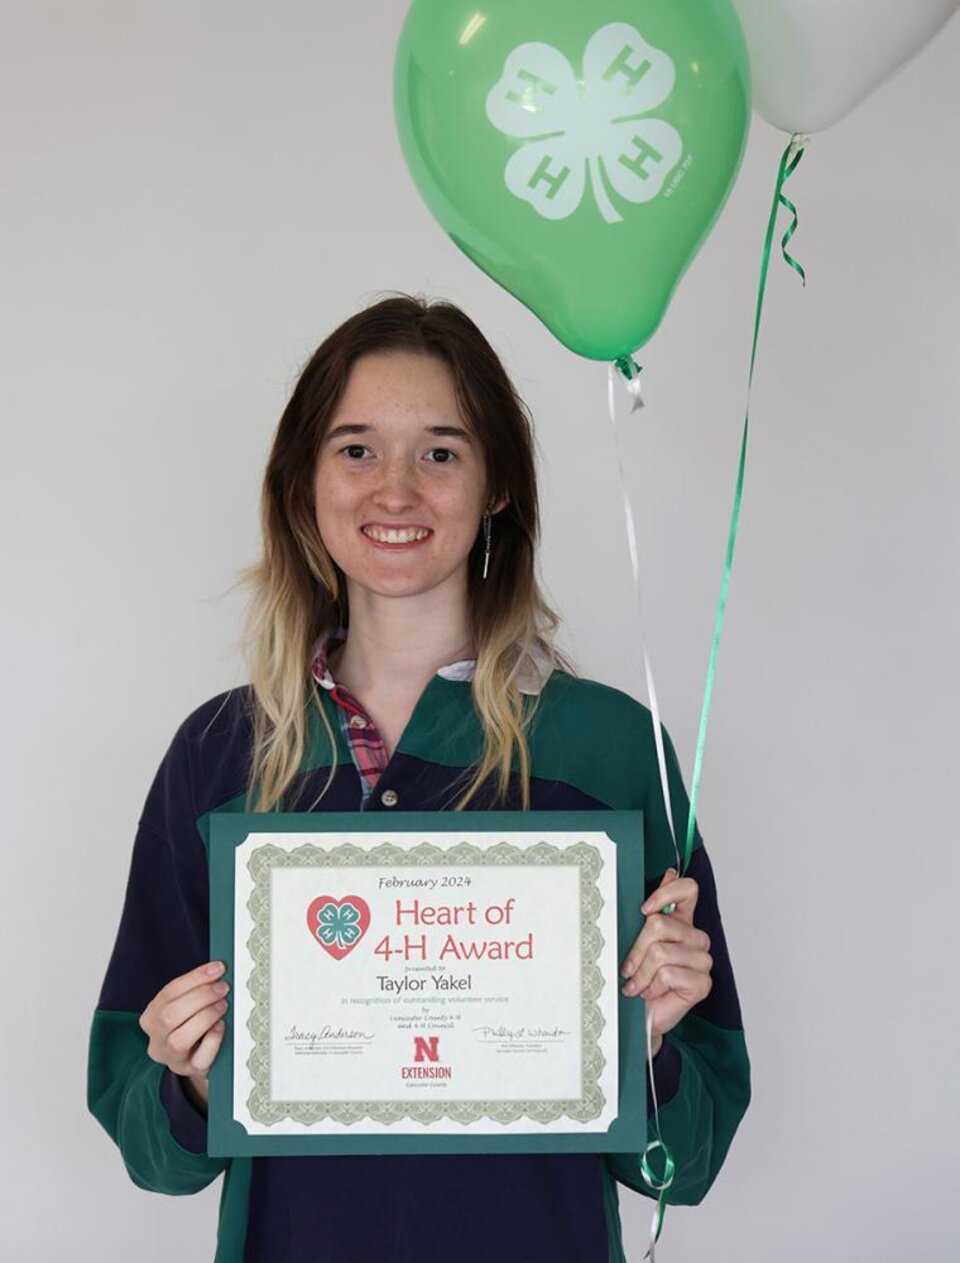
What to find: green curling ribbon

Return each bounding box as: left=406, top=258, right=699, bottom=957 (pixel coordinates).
left=777, top=137, right=808, bottom=286
left=680, top=134, right=807, bottom=880
left=640, top=1138, right=675, bottom=1251
left=641, top=1139, right=676, bottom=1193
left=637, top=135, right=807, bottom=1261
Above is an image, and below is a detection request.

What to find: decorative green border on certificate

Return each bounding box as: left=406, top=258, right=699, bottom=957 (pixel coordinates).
left=246, top=838, right=606, bottom=1127
left=209, top=810, right=646, bottom=1158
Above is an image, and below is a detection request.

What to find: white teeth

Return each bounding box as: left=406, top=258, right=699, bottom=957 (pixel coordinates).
left=362, top=526, right=431, bottom=544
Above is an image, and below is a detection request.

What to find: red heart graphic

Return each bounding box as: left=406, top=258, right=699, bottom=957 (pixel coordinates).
left=306, top=894, right=371, bottom=961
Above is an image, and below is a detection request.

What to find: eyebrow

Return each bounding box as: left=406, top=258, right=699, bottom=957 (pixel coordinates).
left=324, top=423, right=473, bottom=443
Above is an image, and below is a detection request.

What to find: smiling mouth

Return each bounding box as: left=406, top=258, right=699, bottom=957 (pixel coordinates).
left=361, top=525, right=433, bottom=545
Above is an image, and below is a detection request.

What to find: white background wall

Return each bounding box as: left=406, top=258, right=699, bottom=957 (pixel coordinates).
left=3, top=3, right=958, bottom=1259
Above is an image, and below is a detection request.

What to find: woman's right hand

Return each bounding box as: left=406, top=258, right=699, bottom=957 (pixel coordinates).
left=139, top=960, right=229, bottom=1113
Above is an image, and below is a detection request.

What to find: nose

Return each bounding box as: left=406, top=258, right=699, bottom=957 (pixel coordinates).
left=371, top=454, right=420, bottom=514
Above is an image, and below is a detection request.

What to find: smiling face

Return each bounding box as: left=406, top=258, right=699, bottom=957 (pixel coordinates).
left=313, top=350, right=500, bottom=608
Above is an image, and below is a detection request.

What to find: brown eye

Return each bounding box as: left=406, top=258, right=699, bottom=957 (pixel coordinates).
left=426, top=447, right=456, bottom=463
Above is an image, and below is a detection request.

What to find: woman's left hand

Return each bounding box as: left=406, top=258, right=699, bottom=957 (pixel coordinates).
left=619, top=868, right=714, bottom=1055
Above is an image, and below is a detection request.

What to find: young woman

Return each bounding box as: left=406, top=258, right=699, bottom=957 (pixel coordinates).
left=88, top=296, right=750, bottom=1263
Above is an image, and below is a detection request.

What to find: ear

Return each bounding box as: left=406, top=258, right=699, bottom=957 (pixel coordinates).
left=487, top=492, right=510, bottom=515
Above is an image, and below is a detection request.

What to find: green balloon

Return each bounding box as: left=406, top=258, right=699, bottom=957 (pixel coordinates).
left=395, top=0, right=751, bottom=361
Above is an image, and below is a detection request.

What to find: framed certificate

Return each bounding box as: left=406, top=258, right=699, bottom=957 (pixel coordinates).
left=208, top=810, right=646, bottom=1157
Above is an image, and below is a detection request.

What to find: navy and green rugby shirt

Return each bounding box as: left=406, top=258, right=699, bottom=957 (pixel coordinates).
left=88, top=665, right=751, bottom=1263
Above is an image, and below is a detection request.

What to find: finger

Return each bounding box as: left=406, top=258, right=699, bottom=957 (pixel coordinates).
left=620, top=918, right=710, bottom=979
left=641, top=876, right=699, bottom=923
left=639, top=964, right=713, bottom=1005
left=622, top=941, right=712, bottom=995
left=164, top=1000, right=229, bottom=1068
left=627, top=944, right=712, bottom=996
left=154, top=961, right=226, bottom=1008
left=656, top=867, right=678, bottom=916
left=641, top=873, right=696, bottom=911
left=158, top=980, right=230, bottom=1036
left=190, top=1020, right=226, bottom=1075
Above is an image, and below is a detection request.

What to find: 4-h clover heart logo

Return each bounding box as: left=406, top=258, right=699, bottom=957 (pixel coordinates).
left=485, top=22, right=683, bottom=224
left=306, top=895, right=371, bottom=961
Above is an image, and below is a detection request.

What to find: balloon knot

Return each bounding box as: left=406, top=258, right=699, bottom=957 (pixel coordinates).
left=613, top=356, right=645, bottom=412
left=614, top=355, right=642, bottom=382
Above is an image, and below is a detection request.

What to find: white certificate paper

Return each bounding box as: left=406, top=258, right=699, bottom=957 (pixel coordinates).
left=230, top=828, right=619, bottom=1137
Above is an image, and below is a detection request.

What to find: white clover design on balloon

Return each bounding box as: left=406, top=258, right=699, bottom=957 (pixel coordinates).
left=485, top=22, right=684, bottom=224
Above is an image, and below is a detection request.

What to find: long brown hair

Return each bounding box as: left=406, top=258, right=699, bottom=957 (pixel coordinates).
left=238, top=294, right=564, bottom=811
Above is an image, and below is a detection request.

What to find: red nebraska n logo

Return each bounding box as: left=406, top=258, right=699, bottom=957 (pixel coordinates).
left=413, top=1036, right=440, bottom=1062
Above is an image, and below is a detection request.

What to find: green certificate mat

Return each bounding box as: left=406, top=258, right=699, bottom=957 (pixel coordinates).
left=208, top=810, right=647, bottom=1157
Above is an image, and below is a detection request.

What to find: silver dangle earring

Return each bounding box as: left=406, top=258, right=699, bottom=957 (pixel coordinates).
left=482, top=512, right=492, bottom=580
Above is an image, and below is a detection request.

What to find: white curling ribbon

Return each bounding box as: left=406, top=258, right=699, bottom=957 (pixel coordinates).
left=606, top=365, right=679, bottom=869
left=642, top=1008, right=665, bottom=1262
left=607, top=362, right=677, bottom=1261
left=625, top=372, right=645, bottom=413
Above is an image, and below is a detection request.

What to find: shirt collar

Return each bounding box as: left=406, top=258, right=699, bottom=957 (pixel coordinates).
left=310, top=629, right=346, bottom=691
left=309, top=629, right=551, bottom=696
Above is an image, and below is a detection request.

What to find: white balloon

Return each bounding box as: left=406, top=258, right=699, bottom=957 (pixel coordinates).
left=731, top=0, right=960, bottom=134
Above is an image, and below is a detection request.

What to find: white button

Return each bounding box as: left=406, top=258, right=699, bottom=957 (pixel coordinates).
left=348, top=714, right=367, bottom=729
left=380, top=789, right=399, bottom=807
